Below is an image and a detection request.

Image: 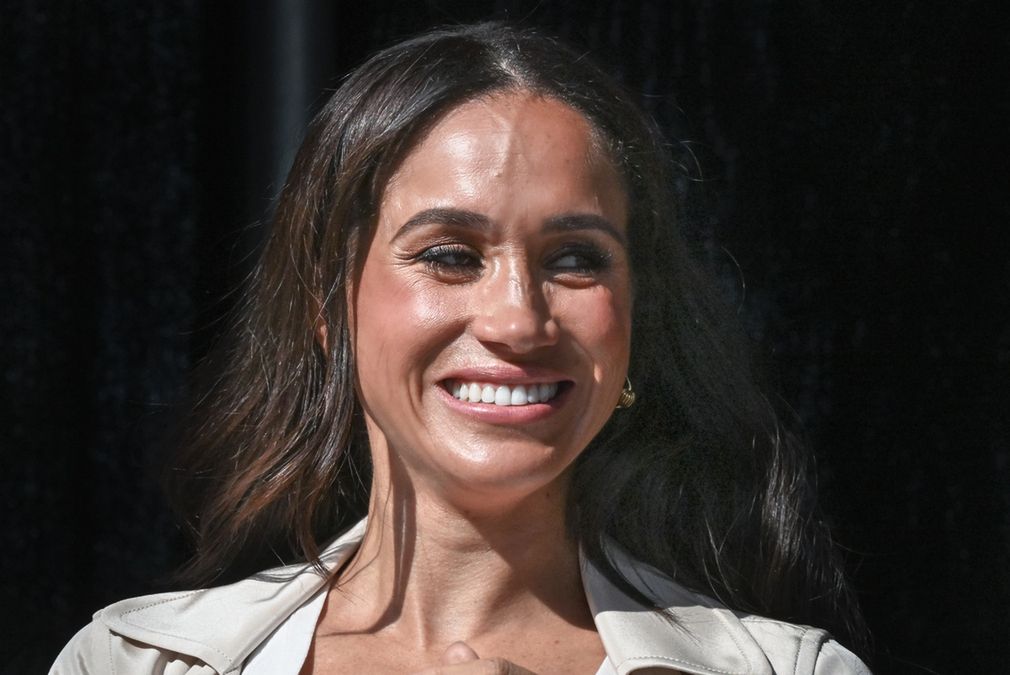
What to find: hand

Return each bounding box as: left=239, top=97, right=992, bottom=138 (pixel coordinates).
left=409, top=641, right=539, bottom=674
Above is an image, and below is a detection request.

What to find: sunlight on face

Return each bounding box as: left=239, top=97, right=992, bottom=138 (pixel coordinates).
left=353, top=92, right=632, bottom=511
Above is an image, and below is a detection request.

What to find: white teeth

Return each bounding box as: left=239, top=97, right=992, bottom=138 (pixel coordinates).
left=510, top=385, right=527, bottom=405
left=450, top=380, right=562, bottom=406
left=495, top=386, right=511, bottom=406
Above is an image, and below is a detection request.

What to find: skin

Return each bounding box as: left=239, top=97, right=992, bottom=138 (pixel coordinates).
left=302, top=92, right=633, bottom=674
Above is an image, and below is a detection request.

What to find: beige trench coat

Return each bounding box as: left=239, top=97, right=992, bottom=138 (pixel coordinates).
left=52, top=520, right=870, bottom=674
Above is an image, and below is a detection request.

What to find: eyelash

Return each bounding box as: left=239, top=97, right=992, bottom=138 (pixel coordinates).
left=415, top=243, right=612, bottom=276
left=416, top=244, right=481, bottom=271
left=547, top=244, right=612, bottom=273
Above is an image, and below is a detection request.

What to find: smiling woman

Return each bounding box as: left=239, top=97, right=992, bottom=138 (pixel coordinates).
left=354, top=94, right=631, bottom=514
left=52, top=23, right=870, bottom=675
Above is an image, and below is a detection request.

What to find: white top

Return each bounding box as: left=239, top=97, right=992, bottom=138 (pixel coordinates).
left=243, top=584, right=617, bottom=674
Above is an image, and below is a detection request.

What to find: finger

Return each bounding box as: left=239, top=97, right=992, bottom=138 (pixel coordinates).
left=442, top=641, right=480, bottom=664
left=409, top=656, right=537, bottom=675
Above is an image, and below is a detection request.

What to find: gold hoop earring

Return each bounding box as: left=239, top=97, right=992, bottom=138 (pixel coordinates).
left=616, top=377, right=636, bottom=409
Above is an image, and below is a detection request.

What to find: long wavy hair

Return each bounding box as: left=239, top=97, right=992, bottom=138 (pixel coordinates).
left=169, top=22, right=865, bottom=653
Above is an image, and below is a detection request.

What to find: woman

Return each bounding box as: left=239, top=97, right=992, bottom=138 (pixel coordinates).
left=54, top=23, right=869, bottom=674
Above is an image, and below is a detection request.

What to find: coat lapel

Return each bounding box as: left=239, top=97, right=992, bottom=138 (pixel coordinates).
left=100, top=520, right=772, bottom=675
left=582, top=544, right=774, bottom=675
left=99, top=519, right=367, bottom=673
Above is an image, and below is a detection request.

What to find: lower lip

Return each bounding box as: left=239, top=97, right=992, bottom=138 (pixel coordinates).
left=437, top=384, right=570, bottom=424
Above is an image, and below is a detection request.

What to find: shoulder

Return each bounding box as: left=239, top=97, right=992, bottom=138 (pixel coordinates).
left=50, top=604, right=219, bottom=674
left=50, top=581, right=317, bottom=674
left=50, top=580, right=316, bottom=674
left=50, top=521, right=367, bottom=675
left=583, top=543, right=871, bottom=674
left=739, top=615, right=870, bottom=675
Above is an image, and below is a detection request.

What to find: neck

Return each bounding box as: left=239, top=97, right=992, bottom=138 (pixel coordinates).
left=328, top=450, right=592, bottom=649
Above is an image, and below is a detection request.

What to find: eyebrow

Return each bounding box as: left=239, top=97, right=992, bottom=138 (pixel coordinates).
left=391, top=208, right=492, bottom=242
left=391, top=207, right=627, bottom=246
left=544, top=213, right=627, bottom=247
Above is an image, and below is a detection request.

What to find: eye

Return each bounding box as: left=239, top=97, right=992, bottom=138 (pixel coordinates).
left=546, top=244, right=612, bottom=275
left=416, top=244, right=482, bottom=276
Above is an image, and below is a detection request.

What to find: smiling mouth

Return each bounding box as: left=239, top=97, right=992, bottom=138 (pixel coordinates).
left=445, top=380, right=567, bottom=406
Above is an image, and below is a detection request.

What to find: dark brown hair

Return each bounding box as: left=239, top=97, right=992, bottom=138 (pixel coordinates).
left=170, top=22, right=865, bottom=653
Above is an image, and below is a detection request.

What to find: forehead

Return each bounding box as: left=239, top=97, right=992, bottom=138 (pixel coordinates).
left=420, top=92, right=607, bottom=163
left=379, top=92, right=627, bottom=227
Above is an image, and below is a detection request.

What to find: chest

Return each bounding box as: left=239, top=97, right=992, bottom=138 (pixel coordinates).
left=301, top=626, right=610, bottom=674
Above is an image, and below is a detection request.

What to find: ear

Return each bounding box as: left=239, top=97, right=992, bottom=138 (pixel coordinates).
left=313, top=294, right=329, bottom=355
left=314, top=277, right=355, bottom=358
left=315, top=318, right=329, bottom=355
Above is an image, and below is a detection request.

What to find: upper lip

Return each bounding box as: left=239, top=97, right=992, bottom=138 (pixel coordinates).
left=439, top=365, right=572, bottom=385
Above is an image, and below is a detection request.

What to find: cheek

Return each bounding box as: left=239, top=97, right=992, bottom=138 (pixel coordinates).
left=567, top=284, right=632, bottom=361
left=354, top=265, right=462, bottom=384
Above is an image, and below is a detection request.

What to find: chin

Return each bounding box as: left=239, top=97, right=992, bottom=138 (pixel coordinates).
left=422, top=442, right=579, bottom=511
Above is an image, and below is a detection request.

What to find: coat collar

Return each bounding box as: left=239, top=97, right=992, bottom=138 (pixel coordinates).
left=100, top=520, right=367, bottom=673
left=102, top=519, right=772, bottom=674
left=581, top=541, right=773, bottom=675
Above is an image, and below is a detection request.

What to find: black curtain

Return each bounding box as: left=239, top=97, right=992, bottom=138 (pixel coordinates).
left=4, top=1, right=1007, bottom=672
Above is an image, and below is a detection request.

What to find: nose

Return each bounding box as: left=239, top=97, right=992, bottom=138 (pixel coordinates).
left=470, top=260, right=559, bottom=354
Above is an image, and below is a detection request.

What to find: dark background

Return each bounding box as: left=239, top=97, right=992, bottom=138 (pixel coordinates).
left=3, top=1, right=1007, bottom=672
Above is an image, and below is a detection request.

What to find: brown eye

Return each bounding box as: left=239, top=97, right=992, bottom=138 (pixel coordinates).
left=417, top=245, right=482, bottom=273
left=547, top=244, right=612, bottom=274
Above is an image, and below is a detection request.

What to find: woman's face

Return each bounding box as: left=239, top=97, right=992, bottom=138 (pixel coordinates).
left=352, top=92, right=632, bottom=509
